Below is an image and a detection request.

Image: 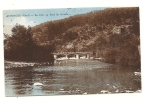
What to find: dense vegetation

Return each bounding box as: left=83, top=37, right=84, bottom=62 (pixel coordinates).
left=4, top=7, right=140, bottom=69
left=4, top=24, right=54, bottom=63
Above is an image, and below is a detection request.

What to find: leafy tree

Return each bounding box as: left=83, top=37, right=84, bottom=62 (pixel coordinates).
left=4, top=24, right=54, bottom=63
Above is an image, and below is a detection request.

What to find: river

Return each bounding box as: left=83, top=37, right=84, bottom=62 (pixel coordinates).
left=4, top=59, right=141, bottom=96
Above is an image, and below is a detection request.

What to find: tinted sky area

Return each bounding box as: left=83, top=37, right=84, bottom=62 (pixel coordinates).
left=3, top=7, right=107, bottom=35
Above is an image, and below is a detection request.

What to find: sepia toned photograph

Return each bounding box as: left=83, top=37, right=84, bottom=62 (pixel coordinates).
left=3, top=7, right=141, bottom=97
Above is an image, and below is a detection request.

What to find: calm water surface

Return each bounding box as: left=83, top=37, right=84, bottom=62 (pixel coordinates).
left=5, top=59, right=141, bottom=96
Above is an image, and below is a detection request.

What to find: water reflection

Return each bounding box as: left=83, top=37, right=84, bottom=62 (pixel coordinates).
left=5, top=67, right=33, bottom=96
left=5, top=66, right=54, bottom=96
left=5, top=59, right=141, bottom=96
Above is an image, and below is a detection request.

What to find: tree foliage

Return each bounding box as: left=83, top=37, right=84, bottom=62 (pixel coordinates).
left=4, top=24, right=54, bottom=62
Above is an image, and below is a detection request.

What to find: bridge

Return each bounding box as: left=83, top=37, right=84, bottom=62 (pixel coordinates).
left=53, top=52, right=92, bottom=59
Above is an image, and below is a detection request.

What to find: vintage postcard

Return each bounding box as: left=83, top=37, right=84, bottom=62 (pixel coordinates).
left=3, top=7, right=141, bottom=97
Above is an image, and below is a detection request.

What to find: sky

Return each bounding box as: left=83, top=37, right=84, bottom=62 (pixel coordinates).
left=3, top=7, right=107, bottom=35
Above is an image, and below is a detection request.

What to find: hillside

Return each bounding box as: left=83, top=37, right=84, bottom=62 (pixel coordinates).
left=31, top=7, right=140, bottom=68
left=4, top=7, right=140, bottom=68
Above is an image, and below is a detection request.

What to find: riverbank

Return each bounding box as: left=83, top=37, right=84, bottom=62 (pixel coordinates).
left=4, top=60, right=35, bottom=68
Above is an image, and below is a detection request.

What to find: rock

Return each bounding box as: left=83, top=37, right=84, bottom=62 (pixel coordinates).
left=76, top=89, right=81, bottom=92
left=125, top=90, right=134, bottom=93
left=135, top=90, right=141, bottom=93
left=113, top=85, right=116, bottom=88
left=33, top=82, right=43, bottom=86
left=134, top=72, right=141, bottom=76
left=60, top=88, right=64, bottom=91
left=83, top=92, right=87, bottom=94
left=100, top=90, right=110, bottom=94
left=115, top=89, right=119, bottom=93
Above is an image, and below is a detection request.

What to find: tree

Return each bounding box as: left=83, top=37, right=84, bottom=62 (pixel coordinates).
left=4, top=24, right=33, bottom=61
left=4, top=24, right=55, bottom=63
